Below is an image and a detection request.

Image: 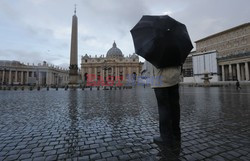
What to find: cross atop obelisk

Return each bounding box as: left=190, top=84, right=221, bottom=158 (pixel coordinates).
left=69, top=5, right=78, bottom=85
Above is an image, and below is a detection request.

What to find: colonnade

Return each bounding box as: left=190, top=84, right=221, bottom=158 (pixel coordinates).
left=0, top=69, right=68, bottom=86
left=220, top=62, right=250, bottom=81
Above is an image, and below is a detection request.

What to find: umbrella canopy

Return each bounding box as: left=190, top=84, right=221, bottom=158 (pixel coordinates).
left=130, top=15, right=193, bottom=68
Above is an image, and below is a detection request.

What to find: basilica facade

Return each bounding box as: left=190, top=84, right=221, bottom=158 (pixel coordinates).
left=80, top=42, right=142, bottom=86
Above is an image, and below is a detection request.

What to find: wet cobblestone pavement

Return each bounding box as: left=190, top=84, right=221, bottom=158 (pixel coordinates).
left=0, top=86, right=249, bottom=161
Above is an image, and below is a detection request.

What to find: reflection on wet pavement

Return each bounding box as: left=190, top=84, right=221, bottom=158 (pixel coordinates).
left=0, top=86, right=249, bottom=160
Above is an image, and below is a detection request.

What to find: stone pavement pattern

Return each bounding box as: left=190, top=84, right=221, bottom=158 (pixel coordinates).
left=0, top=86, right=249, bottom=161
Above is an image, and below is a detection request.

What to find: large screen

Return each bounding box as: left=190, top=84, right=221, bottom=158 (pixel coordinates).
left=192, top=52, right=217, bottom=75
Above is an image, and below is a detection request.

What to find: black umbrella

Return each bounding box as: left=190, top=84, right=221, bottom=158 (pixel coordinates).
left=130, top=15, right=193, bottom=68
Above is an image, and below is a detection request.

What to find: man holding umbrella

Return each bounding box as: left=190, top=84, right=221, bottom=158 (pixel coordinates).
left=131, top=15, right=193, bottom=145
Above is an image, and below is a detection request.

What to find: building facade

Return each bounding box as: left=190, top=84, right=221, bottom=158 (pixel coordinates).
left=81, top=42, right=142, bottom=86
left=0, top=60, right=69, bottom=86
left=218, top=52, right=249, bottom=81
left=182, top=52, right=194, bottom=82
left=194, top=23, right=250, bottom=81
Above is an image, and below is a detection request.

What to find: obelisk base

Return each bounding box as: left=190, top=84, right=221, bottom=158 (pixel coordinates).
left=68, top=75, right=79, bottom=88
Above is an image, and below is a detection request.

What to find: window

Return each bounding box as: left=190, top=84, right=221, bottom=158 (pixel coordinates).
left=183, top=68, right=193, bottom=77
left=29, top=72, right=32, bottom=77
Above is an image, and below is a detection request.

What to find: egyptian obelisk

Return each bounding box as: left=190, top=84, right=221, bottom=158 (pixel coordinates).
left=69, top=6, right=78, bottom=86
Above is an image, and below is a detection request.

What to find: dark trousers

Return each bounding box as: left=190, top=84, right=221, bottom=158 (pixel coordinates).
left=154, top=84, right=180, bottom=141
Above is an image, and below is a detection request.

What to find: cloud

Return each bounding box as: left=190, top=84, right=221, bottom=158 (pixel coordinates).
left=0, top=0, right=250, bottom=66
left=0, top=1, right=20, bottom=21
left=174, top=0, right=250, bottom=40
left=57, top=62, right=69, bottom=69
left=0, top=49, right=69, bottom=66
left=0, top=49, right=45, bottom=64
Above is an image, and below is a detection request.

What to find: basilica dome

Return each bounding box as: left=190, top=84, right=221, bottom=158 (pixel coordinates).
left=106, top=41, right=124, bottom=58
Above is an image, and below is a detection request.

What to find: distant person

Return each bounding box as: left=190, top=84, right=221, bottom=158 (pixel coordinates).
left=148, top=62, right=182, bottom=146
left=236, top=80, right=241, bottom=90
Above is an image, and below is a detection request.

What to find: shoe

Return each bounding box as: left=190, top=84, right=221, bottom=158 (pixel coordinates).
left=153, top=136, right=174, bottom=145
left=153, top=136, right=166, bottom=143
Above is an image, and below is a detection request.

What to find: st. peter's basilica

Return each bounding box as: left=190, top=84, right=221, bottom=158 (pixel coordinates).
left=81, top=41, right=142, bottom=85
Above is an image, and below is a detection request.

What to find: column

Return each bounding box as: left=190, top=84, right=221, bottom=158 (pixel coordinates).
left=129, top=67, right=132, bottom=81
left=236, top=63, right=241, bottom=81
left=46, top=72, right=49, bottom=85
left=116, top=66, right=118, bottom=81
left=81, top=69, right=84, bottom=81
left=245, top=62, right=249, bottom=81
left=101, top=68, right=104, bottom=82
left=95, top=67, right=97, bottom=81
left=106, top=67, right=109, bottom=81
left=229, top=64, right=232, bottom=81
left=55, top=73, right=58, bottom=85
left=240, top=64, right=245, bottom=80
left=53, top=73, right=55, bottom=85
left=123, top=67, right=126, bottom=81
left=111, top=67, right=114, bottom=81
left=114, top=66, right=116, bottom=81
left=54, top=73, right=57, bottom=85
left=9, top=70, right=12, bottom=84
left=2, top=70, right=5, bottom=84
left=51, top=72, right=54, bottom=85
left=38, top=71, right=41, bottom=85
left=118, top=67, right=121, bottom=80
left=221, top=65, right=225, bottom=81
left=21, top=71, right=24, bottom=84
left=136, top=66, right=140, bottom=83
left=56, top=74, right=59, bottom=85
left=137, top=67, right=140, bottom=76
left=26, top=71, right=29, bottom=84
left=15, top=70, right=18, bottom=82
left=88, top=68, right=91, bottom=81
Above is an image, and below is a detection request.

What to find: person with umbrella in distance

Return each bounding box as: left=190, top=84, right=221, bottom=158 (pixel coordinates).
left=131, top=15, right=193, bottom=146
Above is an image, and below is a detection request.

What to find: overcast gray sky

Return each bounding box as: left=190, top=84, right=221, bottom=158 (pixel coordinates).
left=0, top=0, right=249, bottom=68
